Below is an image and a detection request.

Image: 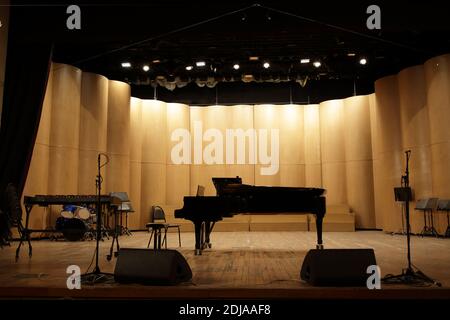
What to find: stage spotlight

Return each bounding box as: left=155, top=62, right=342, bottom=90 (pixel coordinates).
left=300, top=59, right=310, bottom=64
left=143, top=65, right=150, bottom=72
left=233, top=64, right=240, bottom=70
left=313, top=61, right=321, bottom=68
left=249, top=56, right=259, bottom=61
left=121, top=62, right=131, bottom=68
left=359, top=58, right=367, bottom=65
left=263, top=62, right=270, bottom=69
left=152, top=59, right=161, bottom=64
left=196, top=61, right=206, bottom=67
left=186, top=65, right=193, bottom=71
left=347, top=53, right=356, bottom=57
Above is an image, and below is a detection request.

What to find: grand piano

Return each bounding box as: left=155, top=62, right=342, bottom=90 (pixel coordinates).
left=174, top=177, right=326, bottom=255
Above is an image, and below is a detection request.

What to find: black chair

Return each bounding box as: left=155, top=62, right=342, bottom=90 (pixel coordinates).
left=146, top=206, right=181, bottom=249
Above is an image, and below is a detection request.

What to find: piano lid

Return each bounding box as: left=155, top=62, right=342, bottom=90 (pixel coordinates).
left=212, top=176, right=325, bottom=197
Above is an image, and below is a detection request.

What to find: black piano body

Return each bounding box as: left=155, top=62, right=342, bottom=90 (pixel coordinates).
left=175, top=177, right=326, bottom=255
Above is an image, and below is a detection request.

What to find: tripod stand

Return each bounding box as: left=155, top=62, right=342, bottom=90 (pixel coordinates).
left=382, top=150, right=441, bottom=287
left=81, top=153, right=114, bottom=284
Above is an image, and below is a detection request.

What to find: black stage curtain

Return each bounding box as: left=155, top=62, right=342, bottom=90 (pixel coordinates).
left=0, top=29, right=53, bottom=211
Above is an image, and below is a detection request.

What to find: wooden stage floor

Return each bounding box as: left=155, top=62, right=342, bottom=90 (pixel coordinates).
left=0, top=231, right=449, bottom=299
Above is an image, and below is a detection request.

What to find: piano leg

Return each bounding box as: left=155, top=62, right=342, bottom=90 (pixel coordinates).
left=315, top=214, right=324, bottom=249
left=204, top=222, right=214, bottom=249
left=194, top=221, right=203, bottom=255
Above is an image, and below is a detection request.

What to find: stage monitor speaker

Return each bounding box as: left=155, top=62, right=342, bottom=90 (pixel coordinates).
left=114, top=248, right=192, bottom=285
left=300, top=249, right=376, bottom=287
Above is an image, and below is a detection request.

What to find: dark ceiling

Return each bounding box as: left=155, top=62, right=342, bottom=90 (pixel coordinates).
left=8, top=0, right=450, bottom=104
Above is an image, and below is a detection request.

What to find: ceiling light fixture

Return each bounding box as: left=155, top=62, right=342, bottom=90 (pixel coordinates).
left=359, top=58, right=367, bottom=65
left=263, top=62, right=270, bottom=69
left=347, top=53, right=356, bottom=57
left=249, top=56, right=259, bottom=61
left=300, top=58, right=310, bottom=64
left=152, top=59, right=161, bottom=64
left=313, top=61, right=321, bottom=68
left=233, top=64, right=240, bottom=70
left=196, top=61, right=206, bottom=67
left=186, top=65, right=193, bottom=71
left=142, top=65, right=150, bottom=72
left=121, top=62, right=131, bottom=68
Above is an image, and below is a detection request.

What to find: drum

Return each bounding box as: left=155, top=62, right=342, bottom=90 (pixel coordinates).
left=60, top=204, right=77, bottom=219
left=55, top=217, right=88, bottom=241
left=75, top=207, right=90, bottom=220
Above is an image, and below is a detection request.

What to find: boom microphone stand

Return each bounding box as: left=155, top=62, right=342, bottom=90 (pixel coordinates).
left=81, top=153, right=113, bottom=284
left=382, top=150, right=441, bottom=287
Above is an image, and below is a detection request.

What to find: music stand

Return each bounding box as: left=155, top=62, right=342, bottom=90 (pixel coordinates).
left=394, top=187, right=412, bottom=235
left=437, top=199, right=450, bottom=238
left=106, top=192, right=134, bottom=260
left=415, top=198, right=439, bottom=237
left=382, top=151, right=441, bottom=287
left=111, top=192, right=134, bottom=236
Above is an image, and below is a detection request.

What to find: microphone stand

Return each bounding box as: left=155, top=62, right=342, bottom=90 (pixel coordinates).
left=81, top=153, right=113, bottom=284
left=382, top=151, right=441, bottom=286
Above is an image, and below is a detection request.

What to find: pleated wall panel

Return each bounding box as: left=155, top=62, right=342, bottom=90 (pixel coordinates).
left=424, top=54, right=450, bottom=234
left=372, top=76, right=403, bottom=232
left=189, top=106, right=227, bottom=195
left=279, top=105, right=305, bottom=187
left=22, top=64, right=53, bottom=229
left=343, top=95, right=375, bottom=228
left=129, top=97, right=143, bottom=229
left=140, top=100, right=167, bottom=225
left=319, top=100, right=347, bottom=205
left=166, top=103, right=190, bottom=207
left=398, top=65, right=434, bottom=233
left=48, top=63, right=82, bottom=222
left=224, top=105, right=255, bottom=187
left=253, top=105, right=281, bottom=186
left=304, top=104, right=322, bottom=187
left=105, top=80, right=131, bottom=196
left=78, top=73, right=108, bottom=195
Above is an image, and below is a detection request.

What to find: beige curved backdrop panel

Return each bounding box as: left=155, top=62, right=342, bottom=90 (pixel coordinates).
left=190, top=106, right=227, bottom=195
left=24, top=54, right=450, bottom=233
left=105, top=80, right=130, bottom=196
left=372, top=76, right=403, bottom=232
left=166, top=103, right=190, bottom=207
left=319, top=100, right=347, bottom=205
left=425, top=54, right=450, bottom=234
left=129, top=97, right=143, bottom=229
left=343, top=95, right=375, bottom=228
left=78, top=73, right=108, bottom=195
left=140, top=100, right=167, bottom=225
left=254, top=105, right=281, bottom=186
left=48, top=63, right=82, bottom=222
left=304, top=104, right=322, bottom=188
left=398, top=65, right=434, bottom=233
